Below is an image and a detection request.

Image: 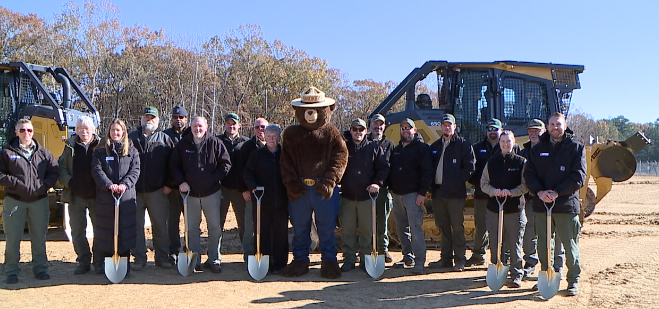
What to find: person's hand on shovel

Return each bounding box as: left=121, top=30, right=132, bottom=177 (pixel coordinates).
left=109, top=183, right=127, bottom=194
left=366, top=184, right=380, bottom=193
left=179, top=182, right=190, bottom=193
left=538, top=190, right=558, bottom=203
left=243, top=191, right=252, bottom=201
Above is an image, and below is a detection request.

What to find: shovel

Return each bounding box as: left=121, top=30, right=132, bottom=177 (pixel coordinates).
left=486, top=196, right=509, bottom=291
left=248, top=187, right=269, bottom=281
left=538, top=200, right=561, bottom=299
left=105, top=191, right=128, bottom=284
left=364, top=190, right=385, bottom=279
left=177, top=190, right=198, bottom=277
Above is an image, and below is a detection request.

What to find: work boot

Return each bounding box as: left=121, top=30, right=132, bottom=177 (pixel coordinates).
left=428, top=259, right=453, bottom=269
left=95, top=263, right=105, bottom=275
left=510, top=277, right=522, bottom=288
left=411, top=264, right=425, bottom=275
left=35, top=272, right=50, bottom=280
left=464, top=256, right=485, bottom=267
left=393, top=258, right=415, bottom=269
left=453, top=260, right=465, bottom=272
left=6, top=275, right=18, bottom=284
left=523, top=264, right=536, bottom=277
left=131, top=260, right=146, bottom=271
left=74, top=263, right=91, bottom=275
left=281, top=260, right=310, bottom=277
left=320, top=260, right=341, bottom=279
left=567, top=283, right=579, bottom=296
left=156, top=260, right=173, bottom=269
left=210, top=261, right=222, bottom=273
left=384, top=251, right=393, bottom=263
left=341, top=261, right=355, bottom=272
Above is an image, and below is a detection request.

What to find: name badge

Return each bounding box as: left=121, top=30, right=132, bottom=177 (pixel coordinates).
left=106, top=157, right=114, bottom=161
left=560, top=166, right=565, bottom=171
left=540, top=153, right=549, bottom=157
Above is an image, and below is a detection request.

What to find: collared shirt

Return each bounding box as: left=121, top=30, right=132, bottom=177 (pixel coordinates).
left=434, top=139, right=450, bottom=185
left=18, top=141, right=36, bottom=160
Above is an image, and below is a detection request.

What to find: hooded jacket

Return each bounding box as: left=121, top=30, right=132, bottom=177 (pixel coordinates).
left=388, top=133, right=433, bottom=196
left=58, top=134, right=101, bottom=202
left=0, top=137, right=58, bottom=202
left=340, top=131, right=390, bottom=201
left=523, top=132, right=586, bottom=214
left=429, top=133, right=475, bottom=199
left=170, top=133, right=231, bottom=198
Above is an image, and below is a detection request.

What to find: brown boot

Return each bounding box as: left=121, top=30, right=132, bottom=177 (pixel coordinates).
left=281, top=260, right=310, bottom=277
left=320, top=260, right=341, bottom=279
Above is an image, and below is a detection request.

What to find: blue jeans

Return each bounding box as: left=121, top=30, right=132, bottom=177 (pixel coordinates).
left=392, top=193, right=426, bottom=265
left=288, top=186, right=340, bottom=262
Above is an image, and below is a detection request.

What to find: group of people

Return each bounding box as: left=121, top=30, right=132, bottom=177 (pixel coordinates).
left=1, top=101, right=585, bottom=297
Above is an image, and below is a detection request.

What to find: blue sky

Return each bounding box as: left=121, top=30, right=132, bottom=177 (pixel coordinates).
left=4, top=0, right=658, bottom=123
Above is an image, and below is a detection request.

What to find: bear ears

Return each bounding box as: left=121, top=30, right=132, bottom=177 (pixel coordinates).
left=291, top=86, right=335, bottom=108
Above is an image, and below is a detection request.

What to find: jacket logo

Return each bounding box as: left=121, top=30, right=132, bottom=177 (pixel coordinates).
left=106, top=157, right=114, bottom=161
left=9, top=155, right=21, bottom=160
left=560, top=166, right=565, bottom=171
left=540, top=153, right=549, bottom=157
left=185, top=150, right=195, bottom=154
left=480, top=149, right=487, bottom=153
left=452, top=159, right=457, bottom=163
left=508, top=168, right=519, bottom=171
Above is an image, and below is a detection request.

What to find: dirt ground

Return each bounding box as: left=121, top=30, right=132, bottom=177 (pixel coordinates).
left=1, top=175, right=659, bottom=308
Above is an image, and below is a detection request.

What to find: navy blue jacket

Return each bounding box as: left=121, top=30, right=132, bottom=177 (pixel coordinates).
left=429, top=134, right=475, bottom=199
left=388, top=133, right=433, bottom=196
left=340, top=131, right=390, bottom=201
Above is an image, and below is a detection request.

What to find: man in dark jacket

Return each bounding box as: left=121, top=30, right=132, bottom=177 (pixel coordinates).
left=235, top=117, right=268, bottom=258
left=171, top=116, right=231, bottom=273
left=58, top=115, right=102, bottom=274
left=389, top=118, right=433, bottom=274
left=1, top=119, right=59, bottom=284
left=129, top=107, right=175, bottom=270
left=367, top=114, right=396, bottom=263
left=163, top=106, right=189, bottom=261
left=339, top=119, right=389, bottom=272
left=216, top=113, right=249, bottom=259
left=524, top=112, right=586, bottom=296
left=427, top=114, right=475, bottom=271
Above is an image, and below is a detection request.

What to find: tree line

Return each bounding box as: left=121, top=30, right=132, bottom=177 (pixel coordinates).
left=1, top=1, right=657, bottom=161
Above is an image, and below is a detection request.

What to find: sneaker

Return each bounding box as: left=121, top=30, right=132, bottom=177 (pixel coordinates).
left=156, top=261, right=173, bottom=269
left=464, top=256, right=485, bottom=267
left=210, top=262, right=222, bottom=273
left=131, top=260, right=146, bottom=271
left=428, top=259, right=453, bottom=269
left=341, top=261, right=355, bottom=272
left=74, top=263, right=91, bottom=275
left=523, top=265, right=536, bottom=277
left=35, top=272, right=50, bottom=280
left=453, top=261, right=465, bottom=272
left=194, top=264, right=203, bottom=272
left=95, top=264, right=104, bottom=274
left=384, top=251, right=393, bottom=263
left=510, top=278, right=522, bottom=288
left=6, top=275, right=18, bottom=284
left=393, top=259, right=415, bottom=268
left=567, top=283, right=579, bottom=296
left=411, top=265, right=425, bottom=275
left=168, top=254, right=177, bottom=265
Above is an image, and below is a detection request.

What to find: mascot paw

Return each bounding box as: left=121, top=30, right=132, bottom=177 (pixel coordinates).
left=314, top=180, right=334, bottom=200
left=320, top=260, right=341, bottom=279
left=281, top=260, right=310, bottom=277
left=285, top=180, right=307, bottom=201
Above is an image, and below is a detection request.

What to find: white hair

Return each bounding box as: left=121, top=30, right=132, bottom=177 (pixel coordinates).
left=75, top=116, right=96, bottom=132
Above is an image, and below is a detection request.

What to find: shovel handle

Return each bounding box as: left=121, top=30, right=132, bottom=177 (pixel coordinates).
left=254, top=187, right=264, bottom=256
left=543, top=201, right=556, bottom=271
left=495, top=196, right=507, bottom=265
left=111, top=191, right=123, bottom=256
left=179, top=190, right=191, bottom=254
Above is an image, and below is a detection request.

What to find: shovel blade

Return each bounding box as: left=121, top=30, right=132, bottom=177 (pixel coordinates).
left=486, top=263, right=509, bottom=291
left=104, top=256, right=128, bottom=284
left=364, top=254, right=386, bottom=279
left=247, top=254, right=270, bottom=281
left=177, top=251, right=198, bottom=277
left=538, top=270, right=561, bottom=299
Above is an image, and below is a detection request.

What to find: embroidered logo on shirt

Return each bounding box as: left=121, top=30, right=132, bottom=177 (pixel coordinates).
left=106, top=157, right=114, bottom=161
left=480, top=149, right=487, bottom=153
left=560, top=166, right=565, bottom=171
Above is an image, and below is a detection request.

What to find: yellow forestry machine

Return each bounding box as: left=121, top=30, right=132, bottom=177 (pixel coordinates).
left=0, top=61, right=100, bottom=229
left=369, top=60, right=650, bottom=241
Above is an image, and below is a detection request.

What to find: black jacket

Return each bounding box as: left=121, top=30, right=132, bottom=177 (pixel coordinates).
left=129, top=128, right=175, bottom=193
left=243, top=145, right=288, bottom=209
left=388, top=133, right=433, bottom=196
left=236, top=135, right=265, bottom=192
left=367, top=133, right=395, bottom=161
left=0, top=137, right=58, bottom=202
left=163, top=127, right=190, bottom=145
left=91, top=141, right=140, bottom=254
left=429, top=134, right=475, bottom=199
left=217, top=132, right=249, bottom=190
left=170, top=133, right=231, bottom=198
left=483, top=153, right=527, bottom=214
left=58, top=135, right=100, bottom=202
left=340, top=131, right=390, bottom=201
left=469, top=137, right=520, bottom=198
left=523, top=132, right=587, bottom=214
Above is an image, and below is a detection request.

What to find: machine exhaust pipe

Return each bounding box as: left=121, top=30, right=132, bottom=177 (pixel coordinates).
left=54, top=72, right=72, bottom=109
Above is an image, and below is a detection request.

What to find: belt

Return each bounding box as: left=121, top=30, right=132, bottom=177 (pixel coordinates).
left=301, top=178, right=321, bottom=186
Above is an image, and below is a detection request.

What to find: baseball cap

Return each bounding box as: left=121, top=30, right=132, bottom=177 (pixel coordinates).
left=441, top=114, right=456, bottom=124
left=143, top=106, right=158, bottom=118
left=371, top=114, right=385, bottom=124
left=350, top=118, right=367, bottom=129
left=225, top=113, right=240, bottom=123
left=486, top=118, right=502, bottom=129
left=527, top=118, right=545, bottom=130
left=401, top=118, right=416, bottom=129
left=172, top=106, right=188, bottom=118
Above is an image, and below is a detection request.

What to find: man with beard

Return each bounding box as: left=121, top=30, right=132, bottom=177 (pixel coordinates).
left=129, top=107, right=175, bottom=270
left=367, top=114, right=395, bottom=263
left=427, top=114, right=475, bottom=271
left=164, top=106, right=189, bottom=262
left=389, top=118, right=433, bottom=274
left=524, top=112, right=585, bottom=296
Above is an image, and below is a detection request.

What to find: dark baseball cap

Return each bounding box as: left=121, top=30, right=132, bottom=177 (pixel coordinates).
left=441, top=114, right=456, bottom=124
left=172, top=106, right=188, bottom=117
left=486, top=118, right=502, bottom=129
left=527, top=118, right=545, bottom=130
left=225, top=113, right=240, bottom=123
left=143, top=106, right=158, bottom=117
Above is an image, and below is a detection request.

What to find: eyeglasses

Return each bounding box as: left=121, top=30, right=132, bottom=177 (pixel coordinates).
left=486, top=127, right=499, bottom=132
left=351, top=127, right=365, bottom=132
left=400, top=126, right=412, bottom=131
left=18, top=128, right=34, bottom=133
left=173, top=115, right=186, bottom=120
left=254, top=125, right=266, bottom=129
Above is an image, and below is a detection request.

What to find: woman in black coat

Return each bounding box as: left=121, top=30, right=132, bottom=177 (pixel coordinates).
left=243, top=124, right=289, bottom=274
left=91, top=119, right=140, bottom=266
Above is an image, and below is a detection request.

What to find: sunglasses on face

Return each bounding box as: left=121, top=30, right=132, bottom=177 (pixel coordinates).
left=400, top=126, right=412, bottom=131
left=351, top=127, right=365, bottom=132
left=254, top=125, right=266, bottom=129
left=173, top=115, right=186, bottom=120
left=19, top=128, right=34, bottom=133
left=486, top=127, right=499, bottom=132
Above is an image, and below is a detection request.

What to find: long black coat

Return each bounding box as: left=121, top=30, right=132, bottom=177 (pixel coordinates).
left=91, top=141, right=140, bottom=255
left=243, top=145, right=288, bottom=210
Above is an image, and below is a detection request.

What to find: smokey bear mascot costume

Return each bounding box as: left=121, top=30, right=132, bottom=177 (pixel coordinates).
left=280, top=86, right=348, bottom=279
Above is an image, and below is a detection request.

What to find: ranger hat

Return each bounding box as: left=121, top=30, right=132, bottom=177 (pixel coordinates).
left=350, top=118, right=367, bottom=129
left=441, top=113, right=456, bottom=124
left=486, top=118, right=502, bottom=129
left=527, top=118, right=545, bottom=130
left=401, top=118, right=416, bottom=129
left=143, top=106, right=159, bottom=117
left=172, top=106, right=188, bottom=118
left=291, top=86, right=336, bottom=107
left=225, top=113, right=240, bottom=123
